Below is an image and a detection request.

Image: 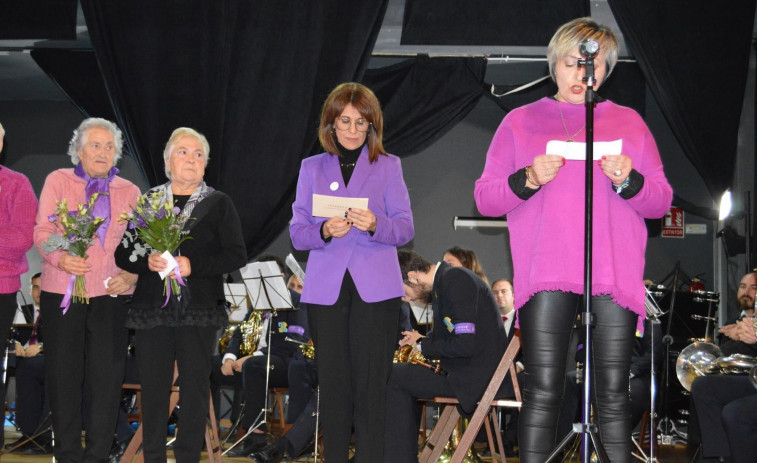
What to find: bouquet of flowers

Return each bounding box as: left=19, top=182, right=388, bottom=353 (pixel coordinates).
left=120, top=191, right=193, bottom=303
left=41, top=193, right=108, bottom=311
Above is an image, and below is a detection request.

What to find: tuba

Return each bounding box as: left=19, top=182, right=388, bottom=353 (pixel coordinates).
left=675, top=341, right=757, bottom=391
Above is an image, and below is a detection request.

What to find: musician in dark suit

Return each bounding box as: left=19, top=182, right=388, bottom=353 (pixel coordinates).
left=219, top=255, right=310, bottom=457
left=5, top=273, right=51, bottom=454
left=384, top=250, right=511, bottom=463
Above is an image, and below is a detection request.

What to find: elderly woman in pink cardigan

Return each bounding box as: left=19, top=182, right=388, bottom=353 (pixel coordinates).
left=34, top=118, right=140, bottom=463
left=475, top=18, right=672, bottom=463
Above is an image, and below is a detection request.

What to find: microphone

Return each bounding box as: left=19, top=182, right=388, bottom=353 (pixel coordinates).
left=579, top=39, right=600, bottom=58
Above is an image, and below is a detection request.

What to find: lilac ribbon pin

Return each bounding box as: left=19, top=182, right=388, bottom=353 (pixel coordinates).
left=287, top=325, right=305, bottom=336
left=453, top=323, right=476, bottom=335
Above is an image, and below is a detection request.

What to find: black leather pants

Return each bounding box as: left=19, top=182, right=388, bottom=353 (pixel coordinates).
left=517, top=291, right=636, bottom=463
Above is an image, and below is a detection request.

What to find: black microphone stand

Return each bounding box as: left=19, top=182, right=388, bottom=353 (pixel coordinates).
left=545, top=40, right=609, bottom=463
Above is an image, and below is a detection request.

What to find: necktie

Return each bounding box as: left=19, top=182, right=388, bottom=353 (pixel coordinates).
left=29, top=313, right=41, bottom=345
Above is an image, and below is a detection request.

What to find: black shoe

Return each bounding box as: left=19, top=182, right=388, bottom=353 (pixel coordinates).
left=4, top=436, right=30, bottom=451
left=108, top=434, right=134, bottom=463
left=21, top=441, right=53, bottom=455
left=226, top=434, right=267, bottom=457
left=248, top=439, right=286, bottom=463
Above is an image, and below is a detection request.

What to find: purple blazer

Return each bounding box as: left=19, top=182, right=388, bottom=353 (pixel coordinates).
left=290, top=147, right=414, bottom=306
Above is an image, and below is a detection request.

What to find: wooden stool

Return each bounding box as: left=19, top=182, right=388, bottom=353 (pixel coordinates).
left=270, top=387, right=292, bottom=435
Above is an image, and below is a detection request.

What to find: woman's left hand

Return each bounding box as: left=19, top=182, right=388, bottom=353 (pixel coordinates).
left=599, top=154, right=632, bottom=186
left=346, top=207, right=377, bottom=233
left=171, top=256, right=192, bottom=279
left=106, top=271, right=137, bottom=295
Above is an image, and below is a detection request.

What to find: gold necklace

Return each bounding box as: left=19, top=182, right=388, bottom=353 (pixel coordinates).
left=557, top=103, right=585, bottom=142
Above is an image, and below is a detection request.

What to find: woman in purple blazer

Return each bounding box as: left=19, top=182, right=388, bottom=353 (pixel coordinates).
left=290, top=82, right=413, bottom=463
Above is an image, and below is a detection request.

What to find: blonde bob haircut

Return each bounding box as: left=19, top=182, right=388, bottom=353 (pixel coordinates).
left=318, top=82, right=386, bottom=163
left=547, top=17, right=619, bottom=85
left=162, top=127, right=210, bottom=179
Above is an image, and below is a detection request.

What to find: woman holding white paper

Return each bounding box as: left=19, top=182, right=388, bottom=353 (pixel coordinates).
left=474, top=18, right=672, bottom=463
left=290, top=82, right=413, bottom=463
left=115, top=127, right=246, bottom=463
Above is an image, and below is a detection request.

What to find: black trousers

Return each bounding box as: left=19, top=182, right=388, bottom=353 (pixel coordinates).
left=134, top=324, right=217, bottom=463
left=0, top=292, right=18, bottom=445
left=517, top=292, right=636, bottom=463
left=40, top=291, right=128, bottom=463
left=691, top=375, right=757, bottom=463
left=286, top=358, right=317, bottom=423
left=15, top=354, right=49, bottom=437
left=240, top=353, right=289, bottom=430
left=384, top=363, right=456, bottom=463
left=308, top=272, right=400, bottom=463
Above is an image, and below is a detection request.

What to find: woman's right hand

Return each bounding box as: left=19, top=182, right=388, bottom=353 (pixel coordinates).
left=322, top=216, right=352, bottom=239
left=57, top=254, right=92, bottom=276
left=529, top=154, right=566, bottom=187
left=147, top=252, right=168, bottom=273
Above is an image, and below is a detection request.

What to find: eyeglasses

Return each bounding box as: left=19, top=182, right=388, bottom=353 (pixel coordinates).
left=334, top=116, right=371, bottom=132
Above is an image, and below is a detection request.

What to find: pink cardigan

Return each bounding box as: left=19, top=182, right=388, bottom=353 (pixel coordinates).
left=475, top=98, right=673, bottom=332
left=0, top=167, right=38, bottom=294
left=34, top=168, right=140, bottom=297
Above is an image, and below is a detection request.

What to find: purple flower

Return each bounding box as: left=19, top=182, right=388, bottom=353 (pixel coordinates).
left=138, top=218, right=147, bottom=228
left=47, top=214, right=57, bottom=223
left=68, top=234, right=77, bottom=242
left=128, top=222, right=136, bottom=230
left=156, top=209, right=165, bottom=219
left=69, top=211, right=78, bottom=217
left=173, top=207, right=181, bottom=215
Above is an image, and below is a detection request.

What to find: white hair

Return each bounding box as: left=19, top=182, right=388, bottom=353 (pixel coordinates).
left=67, top=117, right=124, bottom=165
left=162, top=127, right=210, bottom=179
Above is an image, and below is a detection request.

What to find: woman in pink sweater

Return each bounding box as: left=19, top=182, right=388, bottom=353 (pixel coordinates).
left=475, top=18, right=672, bottom=463
left=33, top=118, right=140, bottom=463
left=0, top=122, right=38, bottom=447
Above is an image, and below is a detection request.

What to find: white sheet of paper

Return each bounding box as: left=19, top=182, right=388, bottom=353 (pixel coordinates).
left=224, top=283, right=249, bottom=322
left=285, top=253, right=306, bottom=285
left=312, top=194, right=369, bottom=218
left=409, top=301, right=432, bottom=325
left=158, top=251, right=179, bottom=280
left=546, top=139, right=623, bottom=161
left=240, top=261, right=293, bottom=310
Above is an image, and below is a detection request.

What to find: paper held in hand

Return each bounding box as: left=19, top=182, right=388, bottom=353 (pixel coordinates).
left=312, top=194, right=368, bottom=218
left=546, top=139, right=623, bottom=161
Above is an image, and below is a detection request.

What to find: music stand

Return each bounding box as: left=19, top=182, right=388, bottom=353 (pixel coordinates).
left=223, top=261, right=295, bottom=456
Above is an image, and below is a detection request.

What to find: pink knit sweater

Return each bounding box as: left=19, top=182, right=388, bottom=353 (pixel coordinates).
left=34, top=168, right=140, bottom=297
left=475, top=97, right=673, bottom=331
left=0, top=166, right=38, bottom=294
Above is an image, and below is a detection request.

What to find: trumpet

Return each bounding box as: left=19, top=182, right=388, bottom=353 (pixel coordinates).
left=285, top=336, right=315, bottom=359
left=393, top=344, right=448, bottom=376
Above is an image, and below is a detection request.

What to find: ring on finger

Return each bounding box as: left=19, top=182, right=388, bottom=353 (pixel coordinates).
left=613, top=169, right=622, bottom=177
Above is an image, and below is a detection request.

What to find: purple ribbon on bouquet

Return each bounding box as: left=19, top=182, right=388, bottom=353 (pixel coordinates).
left=162, top=265, right=187, bottom=308
left=60, top=275, right=76, bottom=314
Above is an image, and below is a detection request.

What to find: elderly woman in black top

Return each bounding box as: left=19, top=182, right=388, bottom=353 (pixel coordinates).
left=115, top=127, right=246, bottom=463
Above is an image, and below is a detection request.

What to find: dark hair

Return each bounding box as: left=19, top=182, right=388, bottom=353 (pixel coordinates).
left=491, top=278, right=512, bottom=290
left=444, top=246, right=489, bottom=285
left=31, top=272, right=41, bottom=281
left=398, top=249, right=432, bottom=283
left=318, top=82, right=386, bottom=163
left=254, top=253, right=286, bottom=276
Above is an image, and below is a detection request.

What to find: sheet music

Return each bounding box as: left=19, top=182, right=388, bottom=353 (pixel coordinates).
left=240, top=261, right=293, bottom=310
left=224, top=283, right=249, bottom=322
left=285, top=254, right=306, bottom=284
left=409, top=301, right=432, bottom=325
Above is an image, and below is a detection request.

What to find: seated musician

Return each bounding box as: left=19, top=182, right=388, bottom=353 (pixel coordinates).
left=718, top=272, right=757, bottom=356
left=691, top=313, right=757, bottom=463
left=5, top=273, right=52, bottom=454
left=215, top=254, right=309, bottom=457
left=384, top=250, right=515, bottom=463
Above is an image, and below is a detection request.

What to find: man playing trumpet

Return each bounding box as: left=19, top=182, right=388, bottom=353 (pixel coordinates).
left=384, top=250, right=517, bottom=463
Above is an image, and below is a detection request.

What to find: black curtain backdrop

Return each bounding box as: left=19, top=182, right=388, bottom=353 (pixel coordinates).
left=364, top=55, right=487, bottom=156
left=401, top=0, right=589, bottom=46
left=79, top=0, right=389, bottom=260
left=0, top=0, right=77, bottom=40
left=608, top=0, right=757, bottom=200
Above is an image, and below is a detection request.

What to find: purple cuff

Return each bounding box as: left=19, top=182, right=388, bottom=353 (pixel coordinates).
left=287, top=325, right=305, bottom=336
left=454, top=323, right=476, bottom=334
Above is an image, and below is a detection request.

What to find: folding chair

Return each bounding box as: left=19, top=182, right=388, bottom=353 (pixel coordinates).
left=120, top=362, right=223, bottom=463
left=419, top=332, right=522, bottom=463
